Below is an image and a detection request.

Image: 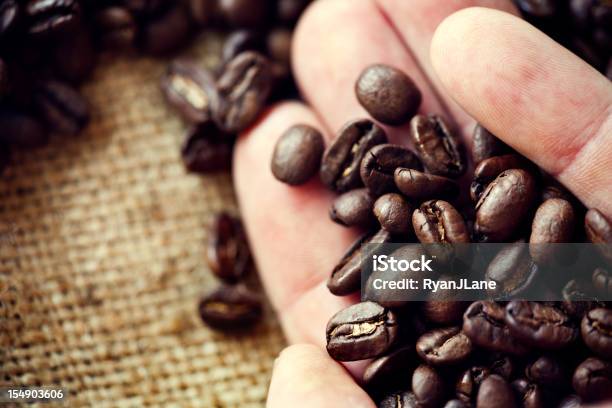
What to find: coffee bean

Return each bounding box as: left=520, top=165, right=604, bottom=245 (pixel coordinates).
left=394, top=168, right=459, bottom=200
left=218, top=0, right=271, bottom=28
left=516, top=0, right=557, bottom=18
left=123, top=0, right=171, bottom=16
left=412, top=364, right=445, bottom=408
left=330, top=188, right=375, bottom=228
left=94, top=7, right=137, bottom=50
left=266, top=28, right=291, bottom=67
left=25, top=0, right=81, bottom=39
left=221, top=30, right=265, bottom=65
left=488, top=355, right=515, bottom=380
left=413, top=200, right=470, bottom=244
left=141, top=4, right=192, bottom=55
left=161, top=59, right=217, bottom=123
left=188, top=0, right=216, bottom=25
left=592, top=267, right=612, bottom=297
left=277, top=0, right=310, bottom=24
left=271, top=124, right=324, bottom=185
left=52, top=30, right=96, bottom=84
left=541, top=182, right=573, bottom=202
left=529, top=198, right=575, bottom=265
left=422, top=301, right=467, bottom=326
left=485, top=242, right=539, bottom=299
left=326, top=301, right=398, bottom=361
left=373, top=193, right=412, bottom=234
left=581, top=307, right=612, bottom=359
left=416, top=327, right=472, bottom=366
left=198, top=284, right=261, bottom=330
left=363, top=345, right=415, bottom=390
left=206, top=212, right=250, bottom=283
left=212, top=51, right=273, bottom=133
left=470, top=154, right=531, bottom=202
left=585, top=208, right=612, bottom=264
left=444, top=399, right=470, bottom=408
left=410, top=114, right=465, bottom=178
left=355, top=64, right=421, bottom=126
left=561, top=279, right=604, bottom=320
left=327, top=229, right=392, bottom=296
left=472, top=124, right=510, bottom=164
left=320, top=119, right=387, bottom=192
left=0, top=108, right=48, bottom=147
left=572, top=357, right=612, bottom=402
left=456, top=366, right=490, bottom=402
left=33, top=80, right=89, bottom=135
left=511, top=379, right=544, bottom=408
left=463, top=301, right=530, bottom=355
left=476, top=374, right=517, bottom=408
left=181, top=122, right=232, bottom=173
left=0, top=0, right=20, bottom=38
left=474, top=169, right=537, bottom=242
left=360, top=144, right=422, bottom=196
left=505, top=301, right=577, bottom=349
left=379, top=391, right=420, bottom=408
left=557, top=395, right=582, bottom=408
left=525, top=355, right=565, bottom=387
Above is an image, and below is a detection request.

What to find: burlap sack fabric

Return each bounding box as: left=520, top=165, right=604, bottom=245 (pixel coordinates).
left=0, top=33, right=286, bottom=407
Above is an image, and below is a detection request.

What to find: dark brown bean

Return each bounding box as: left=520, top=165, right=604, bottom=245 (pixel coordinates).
left=326, top=301, right=398, bottom=361
left=363, top=345, right=415, bottom=390
left=593, top=267, right=612, bottom=297
left=198, top=284, right=261, bottom=330
left=218, top=0, right=271, bottom=28
left=33, top=80, right=89, bottom=135
left=581, top=308, right=612, bottom=359
left=271, top=124, right=324, bottom=185
left=412, top=364, right=445, bottom=408
left=360, top=144, right=422, bottom=196
left=25, top=0, right=81, bottom=39
left=206, top=212, right=250, bottom=283
left=221, top=30, right=265, bottom=64
left=330, top=188, right=375, bottom=228
left=470, top=154, right=530, bottom=202
left=572, top=357, right=612, bottom=402
left=181, top=122, right=232, bottom=173
left=511, top=379, right=544, bottom=408
left=413, top=200, right=470, bottom=244
left=525, top=355, right=565, bottom=387
left=0, top=108, right=48, bottom=147
left=529, top=198, right=575, bottom=265
left=485, top=242, right=539, bottom=298
left=422, top=301, right=467, bottom=325
left=94, top=7, right=137, bottom=50
left=373, top=193, right=413, bottom=234
left=456, top=366, right=490, bottom=402
left=140, top=4, right=192, bottom=56
left=379, top=391, right=420, bottom=408
left=476, top=374, right=517, bottom=408
left=188, top=0, right=216, bottom=25
left=585, top=208, right=612, bottom=264
left=472, top=124, right=511, bottom=164
left=320, top=119, right=387, bottom=193
left=416, top=327, right=472, bottom=365
left=394, top=167, right=459, bottom=200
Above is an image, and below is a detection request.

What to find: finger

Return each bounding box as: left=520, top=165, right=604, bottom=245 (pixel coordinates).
left=375, top=0, right=518, bottom=136
left=267, top=344, right=375, bottom=408
left=293, top=0, right=449, bottom=141
left=233, top=101, right=358, bottom=346
left=431, top=8, right=612, bottom=217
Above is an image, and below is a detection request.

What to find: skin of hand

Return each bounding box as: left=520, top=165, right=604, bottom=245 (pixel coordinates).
left=230, top=0, right=612, bottom=406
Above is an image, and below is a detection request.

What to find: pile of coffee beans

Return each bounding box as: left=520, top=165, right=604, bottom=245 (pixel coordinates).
left=271, top=56, right=611, bottom=406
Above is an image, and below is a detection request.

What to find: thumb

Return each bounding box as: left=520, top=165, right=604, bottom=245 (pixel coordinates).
left=267, top=344, right=375, bottom=408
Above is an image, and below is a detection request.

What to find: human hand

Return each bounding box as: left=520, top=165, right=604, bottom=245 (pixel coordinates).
left=231, top=0, right=612, bottom=406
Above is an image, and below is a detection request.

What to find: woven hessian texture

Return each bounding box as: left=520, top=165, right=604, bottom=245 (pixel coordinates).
left=0, top=33, right=286, bottom=407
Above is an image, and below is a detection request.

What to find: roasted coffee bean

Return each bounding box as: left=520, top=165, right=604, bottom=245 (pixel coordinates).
left=557, top=395, right=582, bottom=408
left=525, top=355, right=564, bottom=387
left=463, top=301, right=530, bottom=355
left=94, top=7, right=137, bottom=50
left=581, top=308, right=612, bottom=359
left=470, top=154, right=530, bottom=202
left=529, top=198, right=575, bottom=265
left=360, top=144, right=422, bottom=196
left=444, top=399, right=470, bottom=408
left=320, top=119, right=387, bottom=192
left=511, top=379, right=544, bottom=408
left=25, top=0, right=80, bottom=38
left=476, top=374, right=517, bottom=408
left=141, top=4, right=192, bottom=55
left=412, top=364, right=445, bottom=408
left=485, top=242, right=539, bottom=299
left=472, top=124, right=510, bottom=164
left=277, top=0, right=310, bottom=24
left=326, top=301, right=398, bottom=361
left=422, top=301, right=467, bottom=325
left=33, top=80, right=89, bottom=135
left=221, top=30, right=265, bottom=64
left=379, top=391, right=420, bottom=408
left=271, top=124, right=324, bottom=185
left=456, top=366, right=490, bottom=402
left=266, top=28, right=291, bottom=66
left=488, top=355, right=514, bottom=380
left=206, top=212, right=250, bottom=283
left=218, top=0, right=271, bottom=28
left=212, top=51, right=273, bottom=133
left=585, top=208, right=612, bottom=264
left=0, top=0, right=20, bottom=37
left=474, top=169, right=537, bottom=242
left=181, top=122, right=232, bottom=173
left=561, top=280, right=600, bottom=320
left=161, top=59, right=217, bottom=123
left=593, top=267, right=612, bottom=297
left=394, top=167, right=458, bottom=200
left=188, top=0, right=216, bottom=25
left=416, top=327, right=472, bottom=366
left=505, top=301, right=577, bottom=349
left=572, top=357, right=612, bottom=402
left=373, top=193, right=412, bottom=234
left=198, top=284, right=261, bottom=330
left=410, top=114, right=465, bottom=178
left=330, top=188, right=375, bottom=228
left=355, top=64, right=421, bottom=126
left=516, top=0, right=557, bottom=18
left=540, top=180, right=573, bottom=202
left=327, top=229, right=392, bottom=296
left=363, top=345, right=415, bottom=390
left=0, top=108, right=48, bottom=147
left=52, top=30, right=95, bottom=84
left=413, top=200, right=470, bottom=244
